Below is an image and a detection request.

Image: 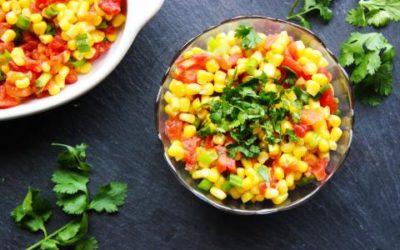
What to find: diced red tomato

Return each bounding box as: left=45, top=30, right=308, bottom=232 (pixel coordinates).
left=35, top=0, right=66, bottom=10
left=25, top=58, right=42, bottom=73
left=300, top=109, right=325, bottom=125
left=204, top=136, right=214, bottom=149
left=293, top=124, right=311, bottom=137
left=5, top=83, right=33, bottom=98
left=182, top=136, right=201, bottom=171
left=48, top=35, right=67, bottom=54
left=66, top=68, right=78, bottom=84
left=287, top=42, right=298, bottom=60
left=0, top=85, right=19, bottom=108
left=281, top=56, right=303, bottom=76
left=303, top=155, right=328, bottom=181
left=216, top=154, right=236, bottom=173
left=99, top=0, right=121, bottom=15
left=320, top=88, right=338, bottom=114
left=215, top=53, right=242, bottom=71
left=165, top=118, right=183, bottom=141
left=91, top=41, right=112, bottom=61
left=258, top=182, right=267, bottom=196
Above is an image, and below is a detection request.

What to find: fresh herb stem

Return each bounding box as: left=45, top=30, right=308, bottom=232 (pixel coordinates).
left=287, top=7, right=317, bottom=20
left=288, top=0, right=302, bottom=17
left=26, top=221, right=74, bottom=250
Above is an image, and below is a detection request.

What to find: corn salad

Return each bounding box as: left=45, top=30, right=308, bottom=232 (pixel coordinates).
left=164, top=25, right=343, bottom=205
left=0, top=0, right=126, bottom=108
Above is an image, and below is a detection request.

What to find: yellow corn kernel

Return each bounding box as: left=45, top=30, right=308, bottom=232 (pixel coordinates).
left=59, top=66, right=70, bottom=78
left=168, top=79, right=184, bottom=97
left=48, top=84, right=61, bottom=96
left=303, top=62, right=318, bottom=75
left=265, top=188, right=279, bottom=199
left=329, top=140, right=337, bottom=150
left=229, top=45, right=242, bottom=55
left=271, top=43, right=284, bottom=54
left=90, top=30, right=105, bottom=43
left=214, top=70, right=226, bottom=85
left=215, top=176, right=225, bottom=189
left=330, top=127, right=343, bottom=142
left=33, top=21, right=47, bottom=35
left=297, top=160, right=309, bottom=173
left=164, top=105, right=178, bottom=117
left=5, top=11, right=18, bottom=25
left=179, top=97, right=190, bottom=112
left=272, top=193, right=288, bottom=205
left=277, top=180, right=288, bottom=194
left=183, top=125, right=196, bottom=138
left=1, top=29, right=16, bottom=42
left=241, top=191, right=253, bottom=203
left=193, top=169, right=210, bottom=179
left=212, top=134, right=225, bottom=145
left=184, top=83, right=201, bottom=96
left=251, top=51, right=263, bottom=64
left=318, top=138, right=330, bottom=153
left=197, top=70, right=214, bottom=85
left=190, top=47, right=203, bottom=54
left=164, top=91, right=175, bottom=104
left=312, top=73, right=329, bottom=85
left=76, top=1, right=89, bottom=16
left=286, top=173, right=295, bottom=188
left=293, top=146, right=307, bottom=158
left=279, top=154, right=295, bottom=167
left=179, top=113, right=195, bottom=124
left=210, top=187, right=226, bottom=200
left=274, top=167, right=285, bottom=180
left=268, top=144, right=280, bottom=156
left=264, top=82, right=277, bottom=93
left=196, top=110, right=208, bottom=120
left=191, top=98, right=201, bottom=112
left=106, top=32, right=118, bottom=43
left=280, top=121, right=293, bottom=135
left=230, top=188, right=241, bottom=199
left=1, top=65, right=10, bottom=74
left=40, top=61, right=50, bottom=72
left=77, top=63, right=92, bottom=74
left=167, top=141, right=185, bottom=161
left=207, top=168, right=220, bottom=183
left=199, top=83, right=214, bottom=96
left=237, top=168, right=245, bottom=179
left=257, top=151, right=269, bottom=164
left=111, top=14, right=126, bottom=27
left=306, top=80, right=320, bottom=96
left=39, top=34, right=54, bottom=44
left=15, top=77, right=30, bottom=89
left=30, top=13, right=42, bottom=23
left=239, top=158, right=251, bottom=169
left=11, top=48, right=25, bottom=66
left=19, top=0, right=30, bottom=8
left=183, top=50, right=193, bottom=59
left=214, top=83, right=225, bottom=93
left=205, top=59, right=220, bottom=73
left=305, top=49, right=322, bottom=63
left=262, top=63, right=276, bottom=78
left=54, top=75, right=66, bottom=88
left=2, top=2, right=11, bottom=12
left=328, top=114, right=341, bottom=127
left=58, top=19, right=71, bottom=31
left=67, top=40, right=77, bottom=51
left=319, top=57, right=329, bottom=68
left=281, top=142, right=295, bottom=153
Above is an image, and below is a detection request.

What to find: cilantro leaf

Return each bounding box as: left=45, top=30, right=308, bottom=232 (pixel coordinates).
left=89, top=182, right=128, bottom=213
left=287, top=0, right=333, bottom=28
left=56, top=214, right=88, bottom=245
left=11, top=187, right=52, bottom=234
left=75, top=237, right=98, bottom=250
left=339, top=32, right=396, bottom=106
left=52, top=143, right=91, bottom=171
left=52, top=169, right=89, bottom=195
left=40, top=240, right=59, bottom=250
left=347, top=0, right=400, bottom=27
left=234, top=25, right=262, bottom=50
left=56, top=192, right=88, bottom=215
left=286, top=129, right=300, bottom=142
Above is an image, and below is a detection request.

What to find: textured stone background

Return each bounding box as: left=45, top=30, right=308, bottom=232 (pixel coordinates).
left=1, top=0, right=399, bottom=249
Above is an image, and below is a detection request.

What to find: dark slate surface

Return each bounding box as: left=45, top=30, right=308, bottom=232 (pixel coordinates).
left=1, top=0, right=399, bottom=249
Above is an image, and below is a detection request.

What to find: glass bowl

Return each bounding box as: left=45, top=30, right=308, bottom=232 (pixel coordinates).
left=155, top=16, right=354, bottom=215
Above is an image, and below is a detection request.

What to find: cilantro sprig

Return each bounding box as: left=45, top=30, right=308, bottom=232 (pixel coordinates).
left=199, top=73, right=299, bottom=158
left=11, top=143, right=128, bottom=250
left=339, top=32, right=396, bottom=106
left=287, top=0, right=333, bottom=29
left=347, top=0, right=400, bottom=27
left=234, top=25, right=262, bottom=50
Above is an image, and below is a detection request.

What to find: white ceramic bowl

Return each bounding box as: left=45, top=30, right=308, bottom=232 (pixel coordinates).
left=0, top=0, right=165, bottom=121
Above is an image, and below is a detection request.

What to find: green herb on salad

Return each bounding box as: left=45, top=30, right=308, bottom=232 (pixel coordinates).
left=234, top=25, right=262, bottom=50
left=11, top=143, right=128, bottom=250
left=346, top=0, right=400, bottom=27
left=287, top=0, right=333, bottom=29
left=339, top=32, right=396, bottom=106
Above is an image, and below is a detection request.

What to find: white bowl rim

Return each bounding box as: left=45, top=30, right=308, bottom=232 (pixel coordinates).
left=0, top=0, right=165, bottom=121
